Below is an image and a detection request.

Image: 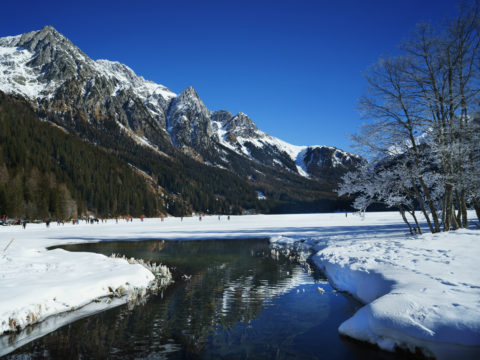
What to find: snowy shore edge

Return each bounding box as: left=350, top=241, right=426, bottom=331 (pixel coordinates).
left=268, top=215, right=480, bottom=359
left=0, top=247, right=172, bottom=335
left=312, top=229, right=480, bottom=360
left=0, top=229, right=173, bottom=354
left=1, top=212, right=479, bottom=358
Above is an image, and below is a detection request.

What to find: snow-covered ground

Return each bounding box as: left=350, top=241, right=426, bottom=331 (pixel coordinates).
left=0, top=212, right=479, bottom=358
left=314, top=229, right=480, bottom=359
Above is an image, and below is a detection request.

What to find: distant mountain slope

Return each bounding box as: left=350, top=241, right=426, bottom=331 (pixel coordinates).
left=0, top=92, right=276, bottom=218
left=0, top=92, right=162, bottom=219
left=0, top=26, right=363, bottom=215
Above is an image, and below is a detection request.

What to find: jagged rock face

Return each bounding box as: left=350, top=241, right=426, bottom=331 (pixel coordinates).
left=1, top=26, right=175, bottom=151
left=223, top=112, right=259, bottom=142
left=0, top=26, right=363, bottom=183
left=16, top=26, right=92, bottom=82
left=211, top=110, right=233, bottom=124
left=210, top=111, right=258, bottom=142
left=167, top=86, right=215, bottom=152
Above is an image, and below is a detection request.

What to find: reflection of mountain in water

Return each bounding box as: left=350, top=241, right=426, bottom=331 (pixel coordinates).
left=218, top=265, right=313, bottom=318
left=5, top=239, right=363, bottom=359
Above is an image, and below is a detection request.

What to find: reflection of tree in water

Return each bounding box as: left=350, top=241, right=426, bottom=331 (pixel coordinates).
left=10, top=239, right=308, bottom=358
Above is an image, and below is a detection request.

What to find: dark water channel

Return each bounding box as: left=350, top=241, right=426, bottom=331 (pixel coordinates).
left=5, top=239, right=409, bottom=359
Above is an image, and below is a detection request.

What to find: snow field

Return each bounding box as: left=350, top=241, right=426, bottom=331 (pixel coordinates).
left=0, top=212, right=478, bottom=359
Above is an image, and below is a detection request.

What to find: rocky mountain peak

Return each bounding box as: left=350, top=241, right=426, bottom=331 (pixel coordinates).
left=13, top=26, right=92, bottom=82
left=211, top=110, right=234, bottom=125
left=179, top=86, right=199, bottom=98
left=300, top=146, right=364, bottom=181
left=167, top=86, right=214, bottom=151
left=17, top=26, right=84, bottom=60
left=174, top=86, right=209, bottom=115
left=224, top=112, right=259, bottom=139
left=17, top=25, right=65, bottom=51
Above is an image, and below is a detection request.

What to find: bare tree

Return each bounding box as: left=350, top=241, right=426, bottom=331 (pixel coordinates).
left=344, top=0, right=480, bottom=232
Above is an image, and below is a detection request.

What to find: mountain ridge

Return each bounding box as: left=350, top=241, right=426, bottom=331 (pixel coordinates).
left=0, top=26, right=362, bottom=215
left=0, top=25, right=361, bottom=178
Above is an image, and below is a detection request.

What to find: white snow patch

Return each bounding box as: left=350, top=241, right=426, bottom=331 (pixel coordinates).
left=0, top=246, right=155, bottom=335
left=94, top=59, right=176, bottom=103
left=256, top=191, right=267, bottom=200
left=263, top=136, right=315, bottom=176
left=0, top=46, right=60, bottom=99
left=211, top=120, right=236, bottom=151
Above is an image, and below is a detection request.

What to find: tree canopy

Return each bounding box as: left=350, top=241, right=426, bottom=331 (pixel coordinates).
left=339, top=0, right=480, bottom=232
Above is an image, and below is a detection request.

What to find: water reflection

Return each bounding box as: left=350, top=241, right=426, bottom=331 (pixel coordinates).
left=4, top=239, right=409, bottom=359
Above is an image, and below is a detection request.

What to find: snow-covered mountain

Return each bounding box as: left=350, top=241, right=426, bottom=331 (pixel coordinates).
left=0, top=26, right=362, bottom=183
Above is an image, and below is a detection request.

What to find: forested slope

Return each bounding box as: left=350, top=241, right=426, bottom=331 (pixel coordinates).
left=0, top=92, right=164, bottom=219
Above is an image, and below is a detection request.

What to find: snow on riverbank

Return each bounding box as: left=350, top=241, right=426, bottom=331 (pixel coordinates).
left=315, top=230, right=480, bottom=359
left=0, top=221, right=179, bottom=339
left=268, top=212, right=480, bottom=359
left=0, top=247, right=155, bottom=334
left=0, top=212, right=479, bottom=358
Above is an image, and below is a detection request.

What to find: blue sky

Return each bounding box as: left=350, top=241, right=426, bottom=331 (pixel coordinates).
left=1, top=0, right=458, bottom=151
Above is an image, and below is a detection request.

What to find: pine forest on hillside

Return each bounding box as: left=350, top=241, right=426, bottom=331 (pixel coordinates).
left=0, top=93, right=344, bottom=220
left=0, top=93, right=162, bottom=219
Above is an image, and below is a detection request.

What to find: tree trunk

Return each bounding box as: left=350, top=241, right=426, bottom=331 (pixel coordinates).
left=409, top=210, right=422, bottom=235
left=455, top=189, right=461, bottom=224
left=422, top=178, right=440, bottom=232
left=412, top=181, right=435, bottom=233
left=451, top=204, right=460, bottom=230
left=455, top=189, right=468, bottom=228
left=400, top=208, right=414, bottom=235
left=474, top=198, right=480, bottom=223
left=444, top=184, right=453, bottom=231
left=461, top=190, right=468, bottom=228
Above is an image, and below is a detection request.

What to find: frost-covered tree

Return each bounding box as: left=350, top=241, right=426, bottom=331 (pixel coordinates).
left=339, top=156, right=427, bottom=234
left=343, top=0, right=480, bottom=233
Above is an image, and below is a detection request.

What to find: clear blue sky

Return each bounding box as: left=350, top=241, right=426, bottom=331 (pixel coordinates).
left=1, top=0, right=458, bottom=151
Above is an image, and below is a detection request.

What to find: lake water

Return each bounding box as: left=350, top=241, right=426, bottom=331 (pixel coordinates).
left=4, top=238, right=411, bottom=359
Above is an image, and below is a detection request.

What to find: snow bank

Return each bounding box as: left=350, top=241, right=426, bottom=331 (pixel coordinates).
left=314, top=230, right=480, bottom=359
left=266, top=212, right=480, bottom=358
left=0, top=220, right=177, bottom=343
left=0, top=246, right=156, bottom=335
